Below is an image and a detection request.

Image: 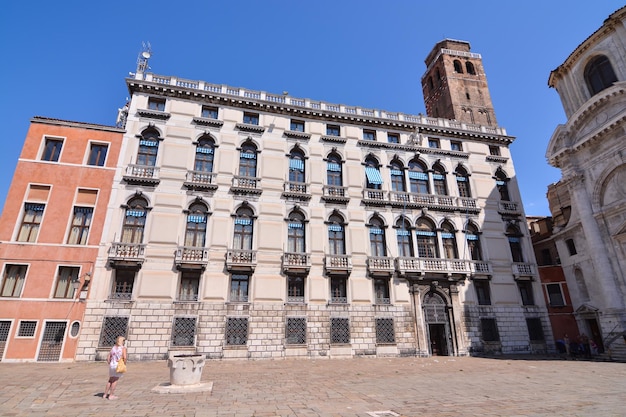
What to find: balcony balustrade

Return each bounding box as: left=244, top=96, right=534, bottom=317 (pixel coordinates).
left=175, top=246, right=209, bottom=270
left=282, top=181, right=311, bottom=200
left=470, top=260, right=492, bottom=276
left=108, top=242, right=146, bottom=266
left=322, top=185, right=349, bottom=203
left=123, top=164, right=160, bottom=185
left=367, top=256, right=395, bottom=276
left=184, top=170, right=218, bottom=191
left=324, top=254, right=352, bottom=275
left=226, top=249, right=257, bottom=271
left=366, top=190, right=480, bottom=213
left=498, top=201, right=521, bottom=214
left=230, top=176, right=262, bottom=195
left=395, top=257, right=472, bottom=277
left=282, top=252, right=311, bottom=273
left=513, top=262, right=536, bottom=277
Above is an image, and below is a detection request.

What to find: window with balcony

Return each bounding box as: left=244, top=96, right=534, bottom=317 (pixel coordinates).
left=546, top=283, right=565, bottom=306
left=506, top=225, right=524, bottom=263
left=364, top=157, right=383, bottom=190
left=387, top=133, right=400, bottom=144
left=53, top=266, right=79, bottom=299
left=326, top=124, right=340, bottom=136
left=409, top=160, right=429, bottom=194
left=287, top=276, right=305, bottom=303
left=111, top=269, right=135, bottom=300
left=374, top=278, right=390, bottom=305
left=495, top=169, right=511, bottom=201
left=121, top=197, right=148, bottom=244
left=17, top=203, right=45, bottom=242
left=474, top=280, right=491, bottom=305
left=441, top=222, right=458, bottom=259
left=290, top=119, right=305, bottom=132
left=368, top=217, right=387, bottom=257
left=147, top=97, right=165, bottom=111
left=41, top=137, right=63, bottom=162
left=194, top=136, right=215, bottom=173
left=432, top=164, right=448, bottom=195
left=455, top=166, right=471, bottom=198
left=328, top=214, right=346, bottom=255
left=389, top=161, right=406, bottom=192
left=233, top=206, right=254, bottom=251
left=230, top=274, right=249, bottom=302
left=415, top=218, right=438, bottom=258
left=67, top=206, right=93, bottom=245
left=88, top=143, right=108, bottom=166
left=396, top=218, right=414, bottom=257
left=466, top=223, right=483, bottom=261
left=288, top=149, right=305, bottom=183
left=243, top=112, right=259, bottom=125
left=201, top=105, right=218, bottom=119
left=1, top=264, right=27, bottom=297
left=480, top=318, right=499, bottom=341
left=326, top=153, right=343, bottom=187
left=584, top=55, right=617, bottom=96
left=330, top=277, right=347, bottom=304
left=136, top=129, right=160, bottom=167
left=363, top=129, right=376, bottom=141
left=287, top=211, right=306, bottom=253
left=239, top=142, right=258, bottom=178
left=178, top=271, right=200, bottom=301
left=184, top=203, right=208, bottom=247
left=518, top=281, right=534, bottom=305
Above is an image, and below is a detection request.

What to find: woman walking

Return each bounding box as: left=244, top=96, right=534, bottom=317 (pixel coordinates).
left=103, top=336, right=127, bottom=400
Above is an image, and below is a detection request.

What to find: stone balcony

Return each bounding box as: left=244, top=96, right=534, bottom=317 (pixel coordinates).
left=226, top=249, right=257, bottom=272
left=175, top=246, right=209, bottom=270
left=364, top=189, right=480, bottom=213
left=230, top=176, right=262, bottom=195
left=367, top=256, right=395, bottom=276
left=282, top=252, right=311, bottom=274
left=321, top=185, right=350, bottom=204
left=183, top=171, right=218, bottom=191
left=108, top=242, right=146, bottom=267
left=282, top=181, right=311, bottom=200
left=324, top=254, right=352, bottom=275
left=513, top=262, right=536, bottom=278
left=122, top=164, right=160, bottom=186
left=395, top=257, right=472, bottom=277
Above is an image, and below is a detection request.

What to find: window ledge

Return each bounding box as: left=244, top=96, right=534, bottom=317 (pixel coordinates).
left=137, top=109, right=171, bottom=120
left=236, top=123, right=265, bottom=134
left=284, top=130, right=311, bottom=140
left=192, top=117, right=224, bottom=128
left=321, top=135, right=347, bottom=143
left=486, top=155, right=509, bottom=163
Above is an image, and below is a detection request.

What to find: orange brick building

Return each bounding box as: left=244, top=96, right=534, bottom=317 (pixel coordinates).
left=0, top=117, right=123, bottom=361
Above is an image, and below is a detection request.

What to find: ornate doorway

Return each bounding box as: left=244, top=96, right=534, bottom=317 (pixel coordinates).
left=423, top=291, right=451, bottom=356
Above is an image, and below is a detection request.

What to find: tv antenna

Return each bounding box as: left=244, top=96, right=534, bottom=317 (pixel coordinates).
left=136, top=42, right=152, bottom=75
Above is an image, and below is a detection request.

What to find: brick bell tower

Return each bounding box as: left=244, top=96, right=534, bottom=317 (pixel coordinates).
left=421, top=39, right=497, bottom=126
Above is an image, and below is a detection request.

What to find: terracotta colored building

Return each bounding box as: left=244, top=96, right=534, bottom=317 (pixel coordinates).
left=0, top=117, right=124, bottom=362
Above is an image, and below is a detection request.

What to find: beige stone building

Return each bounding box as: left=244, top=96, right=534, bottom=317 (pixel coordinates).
left=76, top=40, right=551, bottom=361
left=546, top=6, right=626, bottom=360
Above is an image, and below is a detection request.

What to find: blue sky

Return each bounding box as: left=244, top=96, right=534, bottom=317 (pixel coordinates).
left=0, top=1, right=623, bottom=216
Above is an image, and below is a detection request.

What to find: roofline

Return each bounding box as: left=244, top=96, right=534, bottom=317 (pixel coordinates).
left=30, top=116, right=125, bottom=133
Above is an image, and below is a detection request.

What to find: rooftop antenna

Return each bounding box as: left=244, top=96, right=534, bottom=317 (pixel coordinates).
left=136, top=42, right=152, bottom=79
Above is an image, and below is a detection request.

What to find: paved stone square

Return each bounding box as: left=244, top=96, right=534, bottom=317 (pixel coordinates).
left=0, top=356, right=625, bottom=416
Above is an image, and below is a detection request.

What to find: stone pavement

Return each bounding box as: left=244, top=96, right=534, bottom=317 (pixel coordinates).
left=1, top=356, right=625, bottom=417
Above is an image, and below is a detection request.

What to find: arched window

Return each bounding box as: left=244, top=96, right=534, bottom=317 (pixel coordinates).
left=396, top=217, right=414, bottom=257
left=328, top=213, right=346, bottom=255
left=432, top=164, right=448, bottom=195
left=441, top=222, right=458, bottom=259
left=506, top=225, right=524, bottom=263
left=466, top=61, right=476, bottom=75
left=194, top=136, right=215, bottom=173
left=239, top=142, right=257, bottom=178
left=389, top=160, right=406, bottom=192
left=287, top=211, right=306, bottom=253
left=409, top=160, right=429, bottom=194
left=368, top=216, right=387, bottom=257
left=416, top=218, right=438, bottom=258
left=185, top=202, right=208, bottom=247
left=453, top=60, right=463, bottom=73
left=233, top=206, right=254, bottom=250
left=289, top=148, right=305, bottom=183
left=466, top=223, right=483, bottom=261
left=326, top=153, right=343, bottom=187
left=495, top=169, right=511, bottom=201
left=364, top=157, right=383, bottom=190
left=584, top=55, right=617, bottom=96
left=122, top=197, right=148, bottom=244
left=137, top=128, right=160, bottom=167
left=455, top=166, right=471, bottom=198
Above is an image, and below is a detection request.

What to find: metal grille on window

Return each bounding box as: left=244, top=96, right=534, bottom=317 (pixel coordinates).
left=286, top=317, right=307, bottom=345
left=225, top=317, right=248, bottom=346
left=0, top=321, right=11, bottom=360
left=37, top=321, right=67, bottom=362
left=98, top=316, right=129, bottom=347
left=171, top=317, right=197, bottom=347
left=330, top=317, right=350, bottom=344
left=18, top=320, right=37, bottom=337
left=376, top=318, right=395, bottom=344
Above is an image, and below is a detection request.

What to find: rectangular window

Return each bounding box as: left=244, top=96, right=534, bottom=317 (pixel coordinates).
left=387, top=133, right=400, bottom=144
left=41, top=137, right=63, bottom=162
left=518, top=281, right=535, bottom=306
left=565, top=239, right=577, bottom=256
left=111, top=269, right=134, bottom=300
left=148, top=97, right=166, bottom=111
left=480, top=318, right=499, bottom=342
left=363, top=130, right=376, bottom=141
left=546, top=283, right=565, bottom=306
left=330, top=317, right=350, bottom=344
left=98, top=316, right=129, bottom=347
left=67, top=206, right=93, bottom=245
left=375, top=318, right=395, bottom=344
left=230, top=274, right=249, bottom=302
left=290, top=119, right=305, bottom=132
left=285, top=317, right=306, bottom=345
left=17, top=203, right=45, bottom=242
left=17, top=320, right=37, bottom=337
left=171, top=317, right=197, bottom=347
left=88, top=143, right=108, bottom=166
left=287, top=275, right=305, bottom=303
left=225, top=317, right=248, bottom=346
left=178, top=271, right=200, bottom=301
left=526, top=318, right=545, bottom=341
left=54, top=266, right=79, bottom=299
left=243, top=112, right=259, bottom=125
left=201, top=105, right=218, bottom=119
left=374, top=279, right=390, bottom=305
left=428, top=139, right=440, bottom=148
left=451, top=141, right=462, bottom=151
left=489, top=146, right=501, bottom=156
left=1, top=264, right=27, bottom=297
left=330, top=277, right=347, bottom=304
left=326, top=124, right=340, bottom=136
left=540, top=248, right=553, bottom=266
left=474, top=280, right=491, bottom=305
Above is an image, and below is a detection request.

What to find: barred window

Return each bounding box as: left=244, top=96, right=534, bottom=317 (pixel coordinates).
left=330, top=317, right=350, bottom=344
left=285, top=317, right=306, bottom=345
left=171, top=317, right=197, bottom=347
left=225, top=317, right=248, bottom=346
left=375, top=318, right=395, bottom=344
left=98, top=316, right=129, bottom=347
left=480, top=318, right=499, bottom=342
left=18, top=320, right=37, bottom=337
left=526, top=318, right=545, bottom=342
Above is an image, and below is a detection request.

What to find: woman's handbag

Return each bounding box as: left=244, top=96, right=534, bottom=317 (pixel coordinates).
left=116, top=359, right=127, bottom=373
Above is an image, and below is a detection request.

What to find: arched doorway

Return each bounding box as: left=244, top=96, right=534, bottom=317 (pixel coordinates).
left=423, top=291, right=451, bottom=356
